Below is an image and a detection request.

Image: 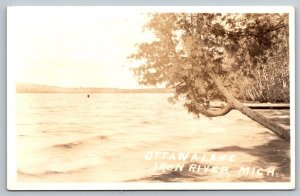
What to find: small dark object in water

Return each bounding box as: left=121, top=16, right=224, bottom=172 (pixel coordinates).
left=87, top=94, right=90, bottom=98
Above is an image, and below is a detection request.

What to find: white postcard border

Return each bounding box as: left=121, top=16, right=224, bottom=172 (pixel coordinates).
left=7, top=6, right=295, bottom=190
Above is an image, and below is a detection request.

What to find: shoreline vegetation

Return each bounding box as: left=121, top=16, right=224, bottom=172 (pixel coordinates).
left=16, top=83, right=290, bottom=109
left=16, top=83, right=290, bottom=110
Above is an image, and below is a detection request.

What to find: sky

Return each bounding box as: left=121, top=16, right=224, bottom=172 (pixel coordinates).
left=8, top=7, right=154, bottom=88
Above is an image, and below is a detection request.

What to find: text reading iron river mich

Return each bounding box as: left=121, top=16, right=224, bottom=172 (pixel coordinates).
left=144, top=151, right=278, bottom=177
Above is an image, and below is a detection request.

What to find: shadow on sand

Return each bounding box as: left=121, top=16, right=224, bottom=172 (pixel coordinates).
left=209, top=137, right=290, bottom=182
left=257, top=109, right=290, bottom=127
left=128, top=110, right=290, bottom=182
left=128, top=137, right=290, bottom=182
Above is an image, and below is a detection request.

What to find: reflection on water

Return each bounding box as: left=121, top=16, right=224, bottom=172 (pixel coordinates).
left=16, top=93, right=290, bottom=182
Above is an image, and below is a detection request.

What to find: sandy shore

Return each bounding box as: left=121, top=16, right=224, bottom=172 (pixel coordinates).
left=127, top=109, right=291, bottom=183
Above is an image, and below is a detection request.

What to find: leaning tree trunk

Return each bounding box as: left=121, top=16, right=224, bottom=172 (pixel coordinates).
left=209, top=73, right=290, bottom=142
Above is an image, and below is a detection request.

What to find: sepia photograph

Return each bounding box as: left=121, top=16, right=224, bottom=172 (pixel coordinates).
left=7, top=6, right=295, bottom=190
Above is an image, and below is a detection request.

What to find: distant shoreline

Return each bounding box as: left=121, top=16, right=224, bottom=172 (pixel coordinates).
left=17, top=92, right=172, bottom=94
left=16, top=83, right=290, bottom=109
left=16, top=83, right=171, bottom=93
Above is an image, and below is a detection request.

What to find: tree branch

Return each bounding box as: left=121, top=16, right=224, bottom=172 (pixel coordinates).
left=195, top=102, right=234, bottom=117
left=189, top=91, right=233, bottom=117
left=208, top=70, right=290, bottom=142
left=263, top=23, right=287, bottom=34
left=208, top=21, right=287, bottom=38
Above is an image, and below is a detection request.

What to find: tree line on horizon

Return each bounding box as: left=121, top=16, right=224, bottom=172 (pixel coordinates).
left=16, top=83, right=170, bottom=93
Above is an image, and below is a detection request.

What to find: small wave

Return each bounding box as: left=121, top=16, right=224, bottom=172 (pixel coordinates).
left=52, top=135, right=109, bottom=149
left=37, top=122, right=55, bottom=125
left=18, top=167, right=87, bottom=178
left=54, top=142, right=82, bottom=149
left=42, top=129, right=92, bottom=135
left=95, top=135, right=109, bottom=140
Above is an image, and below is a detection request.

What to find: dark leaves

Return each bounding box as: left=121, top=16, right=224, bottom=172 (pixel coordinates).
left=129, top=13, right=289, bottom=117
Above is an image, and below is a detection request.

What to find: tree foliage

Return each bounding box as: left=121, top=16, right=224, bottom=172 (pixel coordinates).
left=129, top=13, right=289, bottom=117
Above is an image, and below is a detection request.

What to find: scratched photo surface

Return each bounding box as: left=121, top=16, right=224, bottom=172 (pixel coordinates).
left=8, top=7, right=294, bottom=189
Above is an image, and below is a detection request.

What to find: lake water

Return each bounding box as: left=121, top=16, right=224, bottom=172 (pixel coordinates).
left=16, top=93, right=290, bottom=183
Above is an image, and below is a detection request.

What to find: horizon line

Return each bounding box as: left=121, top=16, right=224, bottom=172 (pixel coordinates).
left=16, top=82, right=167, bottom=90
